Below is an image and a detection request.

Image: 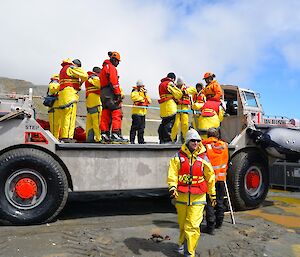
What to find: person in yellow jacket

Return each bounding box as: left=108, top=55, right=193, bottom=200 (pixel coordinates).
left=58, top=58, right=88, bottom=143
left=129, top=80, right=152, bottom=144
left=158, top=72, right=183, bottom=144
left=47, top=74, right=61, bottom=139
left=202, top=128, right=229, bottom=235
left=85, top=67, right=102, bottom=143
left=191, top=83, right=206, bottom=129
left=198, top=100, right=225, bottom=139
left=167, top=128, right=216, bottom=257
left=171, top=77, right=197, bottom=143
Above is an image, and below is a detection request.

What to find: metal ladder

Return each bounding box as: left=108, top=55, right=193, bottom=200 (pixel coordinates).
left=224, top=180, right=236, bottom=224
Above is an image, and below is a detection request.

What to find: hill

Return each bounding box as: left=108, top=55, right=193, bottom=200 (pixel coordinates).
left=0, top=77, right=160, bottom=136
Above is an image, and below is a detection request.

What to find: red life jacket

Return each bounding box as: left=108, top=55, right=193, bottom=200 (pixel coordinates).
left=85, top=71, right=101, bottom=98
left=59, top=65, right=80, bottom=91
left=201, top=100, right=221, bottom=117
left=158, top=77, right=174, bottom=104
left=193, top=92, right=205, bottom=104
left=177, top=150, right=208, bottom=194
left=177, top=86, right=190, bottom=105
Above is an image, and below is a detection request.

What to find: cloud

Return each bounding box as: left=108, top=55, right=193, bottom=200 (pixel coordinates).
left=0, top=0, right=300, bottom=108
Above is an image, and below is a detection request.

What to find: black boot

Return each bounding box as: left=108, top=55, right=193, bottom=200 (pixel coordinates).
left=129, top=129, right=136, bottom=144
left=111, top=131, right=129, bottom=144
left=100, top=132, right=111, bottom=143
left=202, top=225, right=215, bottom=235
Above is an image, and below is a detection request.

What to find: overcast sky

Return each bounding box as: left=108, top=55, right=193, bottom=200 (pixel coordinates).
left=0, top=0, right=300, bottom=118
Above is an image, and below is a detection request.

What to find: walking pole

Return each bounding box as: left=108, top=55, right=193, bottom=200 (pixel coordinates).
left=224, top=180, right=236, bottom=225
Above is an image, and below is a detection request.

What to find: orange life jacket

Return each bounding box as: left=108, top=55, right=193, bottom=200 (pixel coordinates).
left=59, top=65, right=80, bottom=91
left=201, top=100, right=221, bottom=117
left=177, top=150, right=208, bottom=194
left=85, top=71, right=100, bottom=98
left=202, top=137, right=228, bottom=182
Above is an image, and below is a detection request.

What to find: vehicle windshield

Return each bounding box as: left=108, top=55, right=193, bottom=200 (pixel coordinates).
left=244, top=92, right=258, bottom=107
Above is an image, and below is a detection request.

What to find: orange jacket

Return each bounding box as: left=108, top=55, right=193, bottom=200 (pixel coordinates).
left=177, top=150, right=208, bottom=194
left=99, top=59, right=121, bottom=95
left=202, top=80, right=222, bottom=101
left=202, top=137, right=229, bottom=182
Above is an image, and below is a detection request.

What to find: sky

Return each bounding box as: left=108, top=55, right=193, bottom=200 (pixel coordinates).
left=0, top=0, right=299, bottom=118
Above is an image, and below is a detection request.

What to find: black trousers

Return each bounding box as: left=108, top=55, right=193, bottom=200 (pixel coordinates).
left=130, top=114, right=146, bottom=143
left=158, top=114, right=176, bottom=144
left=206, top=181, right=225, bottom=228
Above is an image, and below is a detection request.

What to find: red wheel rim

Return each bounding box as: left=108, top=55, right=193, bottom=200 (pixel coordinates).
left=246, top=170, right=260, bottom=190
left=15, top=178, right=37, bottom=199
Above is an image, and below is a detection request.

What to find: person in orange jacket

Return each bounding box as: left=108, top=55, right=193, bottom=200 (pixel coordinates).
left=58, top=58, right=88, bottom=143
left=99, top=51, right=127, bottom=143
left=130, top=80, right=151, bottom=144
left=202, top=72, right=223, bottom=102
left=202, top=127, right=229, bottom=235
left=85, top=67, right=102, bottom=142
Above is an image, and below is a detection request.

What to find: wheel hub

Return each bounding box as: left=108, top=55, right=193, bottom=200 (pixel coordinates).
left=246, top=170, right=260, bottom=189
left=15, top=178, right=37, bottom=199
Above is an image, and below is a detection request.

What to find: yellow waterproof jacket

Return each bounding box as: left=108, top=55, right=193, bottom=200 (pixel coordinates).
left=86, top=75, right=101, bottom=108
left=167, top=143, right=216, bottom=205
left=176, top=86, right=197, bottom=111
left=131, top=87, right=152, bottom=116
left=160, top=82, right=183, bottom=118
left=58, top=66, right=88, bottom=108
left=48, top=81, right=60, bottom=109
left=198, top=105, right=225, bottom=132
left=190, top=88, right=206, bottom=111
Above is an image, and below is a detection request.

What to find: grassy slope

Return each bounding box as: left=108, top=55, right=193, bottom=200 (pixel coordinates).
left=0, top=77, right=160, bottom=136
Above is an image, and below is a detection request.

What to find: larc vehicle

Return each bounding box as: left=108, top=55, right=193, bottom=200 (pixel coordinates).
left=0, top=87, right=299, bottom=225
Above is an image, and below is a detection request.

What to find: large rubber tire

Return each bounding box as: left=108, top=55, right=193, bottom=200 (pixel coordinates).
left=0, top=148, right=68, bottom=225
left=227, top=150, right=269, bottom=210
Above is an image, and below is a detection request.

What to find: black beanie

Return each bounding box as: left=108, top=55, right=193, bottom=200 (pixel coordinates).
left=167, top=72, right=176, bottom=80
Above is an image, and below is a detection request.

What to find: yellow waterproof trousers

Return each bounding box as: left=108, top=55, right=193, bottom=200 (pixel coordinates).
left=86, top=105, right=102, bottom=142
left=59, top=102, right=77, bottom=139
left=175, top=192, right=206, bottom=257
left=48, top=100, right=61, bottom=139
left=171, top=112, right=189, bottom=142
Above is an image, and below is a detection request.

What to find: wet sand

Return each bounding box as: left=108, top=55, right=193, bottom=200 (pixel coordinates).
left=0, top=190, right=299, bottom=257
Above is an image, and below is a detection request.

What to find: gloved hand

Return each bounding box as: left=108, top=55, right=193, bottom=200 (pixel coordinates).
left=209, top=194, right=217, bottom=207
left=169, top=187, right=178, bottom=199
left=114, top=94, right=122, bottom=104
